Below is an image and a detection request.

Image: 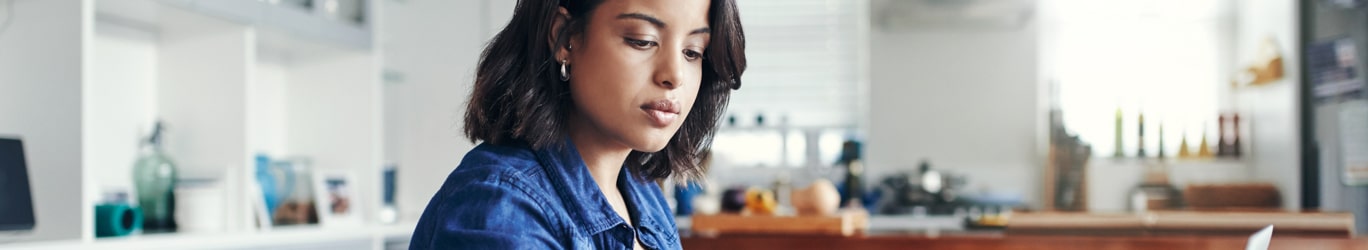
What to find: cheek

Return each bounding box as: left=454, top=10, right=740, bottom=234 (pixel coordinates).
left=569, top=76, right=632, bottom=116
left=677, top=81, right=705, bottom=122
left=570, top=54, right=642, bottom=106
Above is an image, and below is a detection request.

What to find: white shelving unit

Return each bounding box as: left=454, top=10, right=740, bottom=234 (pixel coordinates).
left=5, top=222, right=414, bottom=250
left=2, top=0, right=396, bottom=248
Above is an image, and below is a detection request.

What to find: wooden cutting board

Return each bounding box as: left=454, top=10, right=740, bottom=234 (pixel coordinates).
left=691, top=210, right=869, bottom=236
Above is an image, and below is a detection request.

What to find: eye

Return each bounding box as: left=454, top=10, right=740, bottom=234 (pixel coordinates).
left=624, top=37, right=657, bottom=49
left=683, top=49, right=704, bottom=61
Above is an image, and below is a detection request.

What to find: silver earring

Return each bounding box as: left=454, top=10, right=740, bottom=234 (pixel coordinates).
left=559, top=59, right=570, bottom=81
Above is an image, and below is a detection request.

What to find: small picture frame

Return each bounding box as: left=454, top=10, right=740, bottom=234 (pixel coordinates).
left=313, top=169, right=362, bottom=227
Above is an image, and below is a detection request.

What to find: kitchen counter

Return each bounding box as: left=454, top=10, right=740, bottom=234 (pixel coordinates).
left=678, top=215, right=971, bottom=233
left=679, top=212, right=1365, bottom=249
left=681, top=234, right=1368, bottom=250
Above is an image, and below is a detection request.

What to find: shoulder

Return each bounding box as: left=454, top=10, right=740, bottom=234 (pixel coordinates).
left=442, top=143, right=549, bottom=191
left=410, top=143, right=567, bottom=249
left=437, top=142, right=558, bottom=207
left=454, top=143, right=543, bottom=176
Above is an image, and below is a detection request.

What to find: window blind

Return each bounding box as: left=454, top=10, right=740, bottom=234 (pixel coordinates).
left=728, top=0, right=868, bottom=128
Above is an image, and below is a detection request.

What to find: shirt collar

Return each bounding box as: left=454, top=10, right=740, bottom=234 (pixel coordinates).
left=616, top=164, right=676, bottom=248
left=532, top=137, right=672, bottom=239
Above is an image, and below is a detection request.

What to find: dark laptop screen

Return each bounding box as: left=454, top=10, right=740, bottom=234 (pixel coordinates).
left=0, top=137, right=36, bottom=231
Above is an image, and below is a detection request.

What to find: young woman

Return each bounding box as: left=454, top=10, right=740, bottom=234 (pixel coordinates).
left=409, top=0, right=745, bottom=249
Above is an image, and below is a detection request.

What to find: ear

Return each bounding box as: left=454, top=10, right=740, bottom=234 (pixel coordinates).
left=549, top=7, right=573, bottom=63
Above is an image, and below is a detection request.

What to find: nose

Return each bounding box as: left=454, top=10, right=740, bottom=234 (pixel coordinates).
left=652, top=48, right=687, bottom=90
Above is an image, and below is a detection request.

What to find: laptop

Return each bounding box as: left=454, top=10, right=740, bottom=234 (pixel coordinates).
left=0, top=137, right=37, bottom=232
left=1246, top=225, right=1274, bottom=250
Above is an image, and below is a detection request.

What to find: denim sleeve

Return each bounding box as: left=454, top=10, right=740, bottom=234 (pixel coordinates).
left=410, top=173, right=562, bottom=250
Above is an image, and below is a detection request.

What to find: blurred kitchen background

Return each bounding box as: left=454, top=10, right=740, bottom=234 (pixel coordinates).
left=1, top=0, right=1367, bottom=249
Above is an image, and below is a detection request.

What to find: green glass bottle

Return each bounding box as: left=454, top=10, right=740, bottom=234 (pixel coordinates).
left=133, top=121, right=178, bottom=232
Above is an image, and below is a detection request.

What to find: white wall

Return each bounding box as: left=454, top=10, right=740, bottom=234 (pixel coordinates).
left=381, top=0, right=512, bottom=219
left=1232, top=0, right=1302, bottom=210
left=251, top=53, right=289, bottom=157
left=0, top=0, right=87, bottom=242
left=865, top=20, right=1042, bottom=205
left=88, top=21, right=158, bottom=206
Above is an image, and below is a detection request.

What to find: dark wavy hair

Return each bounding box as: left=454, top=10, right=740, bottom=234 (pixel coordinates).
left=464, top=0, right=746, bottom=181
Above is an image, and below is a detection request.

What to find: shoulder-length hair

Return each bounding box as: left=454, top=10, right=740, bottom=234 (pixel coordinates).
left=464, top=0, right=746, bottom=181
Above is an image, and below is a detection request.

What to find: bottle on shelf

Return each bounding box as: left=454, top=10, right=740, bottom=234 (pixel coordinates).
left=839, top=140, right=864, bottom=209
left=755, top=112, right=766, bottom=127
left=1114, top=106, right=1125, bottom=158
left=1137, top=111, right=1147, bottom=158
left=379, top=163, right=399, bottom=224
left=1177, top=128, right=1193, bottom=158
left=1157, top=123, right=1166, bottom=159
left=1217, top=114, right=1230, bottom=157
left=1231, top=113, right=1243, bottom=158
left=133, top=121, right=178, bottom=232
left=1198, top=125, right=1215, bottom=158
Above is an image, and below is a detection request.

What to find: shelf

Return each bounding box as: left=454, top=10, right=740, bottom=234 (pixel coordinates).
left=5, top=222, right=415, bottom=250
left=1090, top=156, right=1250, bottom=165
left=97, top=0, right=373, bottom=54
left=83, top=0, right=384, bottom=243
left=3, top=0, right=385, bottom=245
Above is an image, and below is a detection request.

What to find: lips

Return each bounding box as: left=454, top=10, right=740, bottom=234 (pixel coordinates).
left=641, top=100, right=680, bottom=127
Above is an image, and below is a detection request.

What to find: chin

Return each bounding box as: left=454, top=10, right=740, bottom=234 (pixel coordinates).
left=627, top=128, right=677, bottom=153
left=638, top=144, right=668, bottom=153
left=633, top=137, right=671, bottom=153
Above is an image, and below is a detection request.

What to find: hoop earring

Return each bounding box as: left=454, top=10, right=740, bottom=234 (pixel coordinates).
left=559, top=59, right=570, bottom=81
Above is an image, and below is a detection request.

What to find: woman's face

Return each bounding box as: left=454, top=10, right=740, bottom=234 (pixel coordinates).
left=564, top=0, right=712, bottom=152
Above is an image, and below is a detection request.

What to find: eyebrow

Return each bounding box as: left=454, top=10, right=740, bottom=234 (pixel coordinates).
left=617, top=12, right=711, bottom=35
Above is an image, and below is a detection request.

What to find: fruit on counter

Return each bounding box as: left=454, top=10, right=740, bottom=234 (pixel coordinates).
left=791, top=179, right=840, bottom=216
left=745, top=188, right=778, bottom=215
left=976, top=214, right=1010, bottom=227
left=720, top=187, right=748, bottom=213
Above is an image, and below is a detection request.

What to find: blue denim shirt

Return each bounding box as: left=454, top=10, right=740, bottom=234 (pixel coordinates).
left=410, top=140, right=681, bottom=249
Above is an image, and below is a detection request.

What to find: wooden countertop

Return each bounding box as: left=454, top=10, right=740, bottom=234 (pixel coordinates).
left=682, top=211, right=1364, bottom=249
left=681, top=233, right=1368, bottom=250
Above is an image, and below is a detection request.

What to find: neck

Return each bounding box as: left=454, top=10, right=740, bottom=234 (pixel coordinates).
left=568, top=115, right=634, bottom=192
